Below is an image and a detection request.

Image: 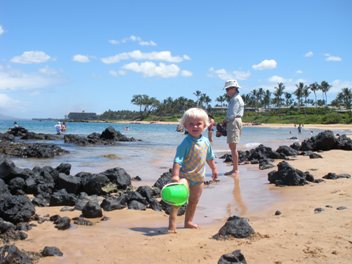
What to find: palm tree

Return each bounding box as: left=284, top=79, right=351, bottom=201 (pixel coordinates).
left=320, top=81, right=331, bottom=106
left=131, top=94, right=160, bottom=119
left=273, top=82, right=285, bottom=107
left=199, top=93, right=212, bottom=109
left=294, top=82, right=305, bottom=108
left=193, top=90, right=202, bottom=107
left=216, top=95, right=227, bottom=107
left=250, top=89, right=259, bottom=110
left=284, top=92, right=293, bottom=107
left=303, top=84, right=311, bottom=106
left=341, top=87, right=352, bottom=116
left=257, top=88, right=265, bottom=108
left=263, top=89, right=271, bottom=109
left=309, top=82, right=319, bottom=106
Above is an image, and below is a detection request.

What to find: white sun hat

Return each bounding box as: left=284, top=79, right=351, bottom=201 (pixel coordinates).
left=224, top=79, right=241, bottom=90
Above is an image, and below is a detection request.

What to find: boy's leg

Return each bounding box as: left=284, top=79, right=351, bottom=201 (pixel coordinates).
left=168, top=178, right=189, bottom=233
left=168, top=206, right=178, bottom=233
left=184, top=183, right=203, bottom=228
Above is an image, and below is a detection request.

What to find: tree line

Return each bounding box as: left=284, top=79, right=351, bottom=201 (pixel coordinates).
left=99, top=80, right=351, bottom=121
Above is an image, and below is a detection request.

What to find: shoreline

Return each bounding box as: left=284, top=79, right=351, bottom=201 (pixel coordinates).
left=108, top=120, right=352, bottom=131
left=82, top=119, right=352, bottom=130
left=253, top=122, right=352, bottom=130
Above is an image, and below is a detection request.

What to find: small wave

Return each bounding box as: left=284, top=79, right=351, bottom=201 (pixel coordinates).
left=244, top=142, right=261, bottom=149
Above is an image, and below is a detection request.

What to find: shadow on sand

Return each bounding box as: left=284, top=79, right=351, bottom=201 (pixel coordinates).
left=130, top=227, right=169, bottom=236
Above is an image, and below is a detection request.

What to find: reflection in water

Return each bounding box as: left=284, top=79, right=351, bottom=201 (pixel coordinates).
left=226, top=174, right=248, bottom=217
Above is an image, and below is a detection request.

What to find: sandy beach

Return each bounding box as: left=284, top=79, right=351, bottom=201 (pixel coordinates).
left=6, top=125, right=352, bottom=264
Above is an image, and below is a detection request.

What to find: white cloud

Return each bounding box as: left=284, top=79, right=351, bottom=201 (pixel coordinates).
left=268, top=75, right=286, bottom=83
left=233, top=70, right=251, bottom=80
left=296, top=70, right=303, bottom=74
left=324, top=53, right=342, bottom=62
left=139, top=40, right=157, bottom=46
left=38, top=66, right=60, bottom=77
left=122, top=62, right=190, bottom=78
left=252, top=59, right=277, bottom=70
left=101, top=53, right=130, bottom=64
left=304, top=51, right=313, bottom=57
left=101, top=50, right=190, bottom=64
left=208, top=67, right=250, bottom=81
left=331, top=79, right=352, bottom=92
left=109, top=69, right=127, bottom=77
left=0, top=65, right=62, bottom=90
left=73, top=54, right=90, bottom=63
left=0, top=93, right=21, bottom=110
left=208, top=68, right=232, bottom=80
left=11, top=51, right=51, bottom=64
left=109, top=35, right=157, bottom=47
left=181, top=70, right=192, bottom=77
left=0, top=25, right=4, bottom=35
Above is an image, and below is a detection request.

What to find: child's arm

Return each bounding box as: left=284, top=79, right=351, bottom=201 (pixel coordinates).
left=207, top=159, right=218, bottom=180
left=171, top=162, right=181, bottom=182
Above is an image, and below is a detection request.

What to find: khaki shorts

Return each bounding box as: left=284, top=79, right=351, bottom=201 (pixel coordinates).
left=227, top=118, right=242, bottom=144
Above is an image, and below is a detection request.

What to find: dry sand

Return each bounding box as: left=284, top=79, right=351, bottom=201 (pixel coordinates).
left=6, top=126, right=352, bottom=264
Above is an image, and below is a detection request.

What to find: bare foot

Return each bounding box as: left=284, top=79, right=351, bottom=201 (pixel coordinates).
left=167, top=229, right=177, bottom=234
left=225, top=170, right=239, bottom=177
left=184, top=222, right=199, bottom=229
left=224, top=170, right=234, bottom=176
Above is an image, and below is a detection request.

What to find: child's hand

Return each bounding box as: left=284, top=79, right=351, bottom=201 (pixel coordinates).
left=171, top=175, right=180, bottom=182
left=212, top=169, right=218, bottom=181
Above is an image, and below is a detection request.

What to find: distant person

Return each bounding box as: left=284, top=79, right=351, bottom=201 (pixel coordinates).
left=215, top=122, right=227, bottom=137
left=176, top=124, right=184, bottom=132
left=13, top=121, right=19, bottom=128
left=223, top=80, right=244, bottom=177
left=207, top=114, right=216, bottom=143
left=168, top=108, right=218, bottom=233
left=61, top=122, right=67, bottom=132
left=298, top=124, right=302, bottom=134
left=55, top=122, right=62, bottom=135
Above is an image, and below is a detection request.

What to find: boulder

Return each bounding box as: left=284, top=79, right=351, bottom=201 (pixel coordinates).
left=213, top=215, right=255, bottom=240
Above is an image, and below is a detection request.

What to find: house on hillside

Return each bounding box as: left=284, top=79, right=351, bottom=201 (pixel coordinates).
left=67, top=111, right=97, bottom=121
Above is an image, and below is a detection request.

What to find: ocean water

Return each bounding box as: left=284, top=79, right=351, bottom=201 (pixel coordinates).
left=1, top=119, right=329, bottom=177
left=1, top=119, right=351, bottom=224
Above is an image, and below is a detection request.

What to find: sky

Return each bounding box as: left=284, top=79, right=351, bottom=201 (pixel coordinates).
left=0, top=0, right=351, bottom=119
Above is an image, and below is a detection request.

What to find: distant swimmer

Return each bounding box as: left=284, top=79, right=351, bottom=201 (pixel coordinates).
left=61, top=122, right=67, bottom=132
left=55, top=122, right=62, bottom=135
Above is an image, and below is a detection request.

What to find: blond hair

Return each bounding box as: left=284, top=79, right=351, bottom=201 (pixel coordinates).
left=179, top=108, right=210, bottom=128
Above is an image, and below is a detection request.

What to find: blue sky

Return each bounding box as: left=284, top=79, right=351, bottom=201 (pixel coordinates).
left=0, top=0, right=351, bottom=119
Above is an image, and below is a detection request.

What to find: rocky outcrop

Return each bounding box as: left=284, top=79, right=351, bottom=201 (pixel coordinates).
left=64, top=126, right=138, bottom=146
left=0, top=141, right=68, bottom=158
left=293, top=130, right=352, bottom=151
left=268, top=161, right=316, bottom=186
left=218, top=250, right=247, bottom=264
left=213, top=215, right=255, bottom=240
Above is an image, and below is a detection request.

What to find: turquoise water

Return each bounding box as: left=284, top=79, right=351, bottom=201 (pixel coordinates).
left=1, top=119, right=351, bottom=223
left=1, top=119, right=348, bottom=182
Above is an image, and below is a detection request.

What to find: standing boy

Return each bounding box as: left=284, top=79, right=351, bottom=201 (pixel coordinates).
left=168, top=108, right=218, bottom=233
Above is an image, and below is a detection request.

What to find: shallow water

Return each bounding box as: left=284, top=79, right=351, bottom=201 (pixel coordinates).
left=1, top=119, right=350, bottom=223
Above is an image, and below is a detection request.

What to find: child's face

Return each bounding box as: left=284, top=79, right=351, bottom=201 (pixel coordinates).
left=184, top=116, right=207, bottom=138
